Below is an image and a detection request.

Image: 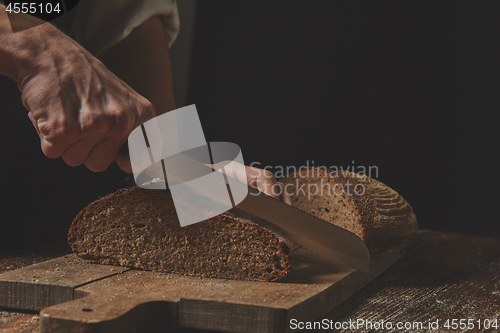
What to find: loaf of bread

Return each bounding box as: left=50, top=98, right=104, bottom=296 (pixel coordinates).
left=68, top=187, right=292, bottom=282
left=68, top=168, right=418, bottom=281
left=279, top=168, right=418, bottom=257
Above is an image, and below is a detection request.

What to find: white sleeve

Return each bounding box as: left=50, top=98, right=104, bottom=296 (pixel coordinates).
left=72, top=0, right=180, bottom=57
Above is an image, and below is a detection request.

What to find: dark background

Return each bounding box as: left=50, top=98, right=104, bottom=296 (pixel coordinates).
left=187, top=1, right=499, bottom=238
left=1, top=1, right=498, bottom=253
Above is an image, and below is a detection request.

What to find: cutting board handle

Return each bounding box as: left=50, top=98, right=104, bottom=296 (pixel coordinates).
left=40, top=294, right=178, bottom=333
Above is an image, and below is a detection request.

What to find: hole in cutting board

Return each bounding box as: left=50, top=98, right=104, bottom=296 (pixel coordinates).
left=82, top=308, right=94, bottom=312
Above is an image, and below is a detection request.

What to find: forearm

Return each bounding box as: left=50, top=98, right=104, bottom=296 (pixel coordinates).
left=0, top=4, right=23, bottom=79
left=98, top=15, right=176, bottom=115
left=0, top=4, right=59, bottom=80
left=0, top=4, right=11, bottom=34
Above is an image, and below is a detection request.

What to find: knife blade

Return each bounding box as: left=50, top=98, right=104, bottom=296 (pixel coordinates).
left=229, top=185, right=371, bottom=272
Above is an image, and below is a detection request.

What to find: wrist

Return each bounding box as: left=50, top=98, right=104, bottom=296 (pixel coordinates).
left=0, top=9, right=64, bottom=82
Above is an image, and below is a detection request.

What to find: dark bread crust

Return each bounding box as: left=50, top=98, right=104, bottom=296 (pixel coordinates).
left=68, top=187, right=291, bottom=282
left=279, top=167, right=418, bottom=257
left=342, top=171, right=418, bottom=256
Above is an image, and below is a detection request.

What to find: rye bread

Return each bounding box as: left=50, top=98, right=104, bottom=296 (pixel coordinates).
left=279, top=168, right=418, bottom=257
left=68, top=187, right=291, bottom=282
left=69, top=168, right=417, bottom=280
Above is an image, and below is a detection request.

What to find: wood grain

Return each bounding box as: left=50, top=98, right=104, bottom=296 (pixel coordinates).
left=33, top=247, right=402, bottom=333
left=3, top=230, right=498, bottom=333
left=315, top=230, right=500, bottom=332
left=0, top=254, right=129, bottom=312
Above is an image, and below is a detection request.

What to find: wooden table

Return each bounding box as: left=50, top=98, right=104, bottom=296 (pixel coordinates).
left=1, top=230, right=499, bottom=333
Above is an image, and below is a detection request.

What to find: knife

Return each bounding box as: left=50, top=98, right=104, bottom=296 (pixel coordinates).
left=128, top=106, right=370, bottom=272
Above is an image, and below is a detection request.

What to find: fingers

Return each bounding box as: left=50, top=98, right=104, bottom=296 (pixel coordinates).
left=27, top=97, right=151, bottom=172
left=274, top=182, right=293, bottom=205
left=34, top=111, right=139, bottom=172
left=83, top=136, right=124, bottom=172
left=241, top=165, right=275, bottom=196
left=58, top=133, right=125, bottom=172
left=33, top=110, right=84, bottom=159
left=61, top=138, right=99, bottom=167
left=51, top=133, right=131, bottom=173
left=255, top=171, right=278, bottom=198
left=255, top=177, right=292, bottom=204
left=216, top=161, right=292, bottom=205
left=39, top=129, right=77, bottom=160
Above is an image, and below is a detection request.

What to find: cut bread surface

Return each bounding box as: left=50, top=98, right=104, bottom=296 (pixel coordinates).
left=68, top=187, right=291, bottom=282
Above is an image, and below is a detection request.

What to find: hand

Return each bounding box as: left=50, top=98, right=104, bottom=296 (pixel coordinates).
left=210, top=160, right=292, bottom=205
left=14, top=24, right=155, bottom=172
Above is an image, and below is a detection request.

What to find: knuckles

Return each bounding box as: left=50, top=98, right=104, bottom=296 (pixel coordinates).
left=79, top=114, right=109, bottom=136
left=78, top=102, right=135, bottom=138
left=38, top=120, right=77, bottom=157
left=136, top=97, right=156, bottom=123
left=108, top=106, right=134, bottom=135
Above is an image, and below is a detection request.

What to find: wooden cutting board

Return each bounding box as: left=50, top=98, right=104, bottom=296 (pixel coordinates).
left=0, top=247, right=404, bottom=333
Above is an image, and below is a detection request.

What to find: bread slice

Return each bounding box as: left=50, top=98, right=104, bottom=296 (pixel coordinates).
left=68, top=187, right=291, bottom=282
left=279, top=168, right=418, bottom=257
